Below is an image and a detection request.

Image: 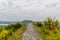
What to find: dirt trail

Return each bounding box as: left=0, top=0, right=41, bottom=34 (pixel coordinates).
left=22, top=23, right=40, bottom=40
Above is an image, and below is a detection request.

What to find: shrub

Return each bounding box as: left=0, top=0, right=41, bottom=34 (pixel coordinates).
left=6, top=23, right=22, bottom=30
left=0, top=29, right=9, bottom=39
left=34, top=22, right=43, bottom=27
left=44, top=17, right=59, bottom=30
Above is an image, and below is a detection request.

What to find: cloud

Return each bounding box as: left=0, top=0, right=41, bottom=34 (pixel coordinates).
left=0, top=0, right=60, bottom=21
left=45, top=2, right=60, bottom=8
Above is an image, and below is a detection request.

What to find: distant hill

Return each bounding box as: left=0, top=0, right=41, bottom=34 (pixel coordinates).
left=0, top=21, right=18, bottom=24
left=21, top=20, right=34, bottom=24
left=0, top=20, right=34, bottom=24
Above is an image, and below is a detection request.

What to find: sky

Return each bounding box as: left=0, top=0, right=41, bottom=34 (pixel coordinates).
left=0, top=0, right=60, bottom=21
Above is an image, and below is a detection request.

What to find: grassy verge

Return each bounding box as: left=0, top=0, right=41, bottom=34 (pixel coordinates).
left=34, top=26, right=42, bottom=40
left=34, top=26, right=60, bottom=40
left=7, top=26, right=25, bottom=40
left=34, top=26, right=46, bottom=40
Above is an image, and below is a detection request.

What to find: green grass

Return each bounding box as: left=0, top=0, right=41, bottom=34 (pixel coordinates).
left=34, top=26, right=48, bottom=40
left=34, top=26, right=60, bottom=40
left=34, top=26, right=42, bottom=40
left=7, top=26, right=25, bottom=40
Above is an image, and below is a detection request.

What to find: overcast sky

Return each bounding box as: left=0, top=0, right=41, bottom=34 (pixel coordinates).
left=0, top=0, right=60, bottom=21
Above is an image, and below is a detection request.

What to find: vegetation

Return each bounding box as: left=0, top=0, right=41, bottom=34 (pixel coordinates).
left=21, top=20, right=34, bottom=25
left=34, top=17, right=60, bottom=40
left=0, top=18, right=60, bottom=40
left=0, top=23, right=25, bottom=40
left=34, top=21, right=43, bottom=27
left=7, top=26, right=25, bottom=40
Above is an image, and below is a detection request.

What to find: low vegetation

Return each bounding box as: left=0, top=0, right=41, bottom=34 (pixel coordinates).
left=0, top=17, right=60, bottom=40
left=7, top=26, right=25, bottom=40
left=0, top=23, right=25, bottom=40
left=34, top=17, right=60, bottom=40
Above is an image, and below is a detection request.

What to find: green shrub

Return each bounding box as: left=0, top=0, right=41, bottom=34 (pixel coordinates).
left=34, top=21, right=43, bottom=27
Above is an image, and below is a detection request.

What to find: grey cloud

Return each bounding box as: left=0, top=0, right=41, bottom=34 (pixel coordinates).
left=45, top=2, right=60, bottom=8
left=0, top=0, right=60, bottom=21
left=8, top=1, right=14, bottom=7
left=1, top=2, right=7, bottom=6
left=0, top=9, right=60, bottom=21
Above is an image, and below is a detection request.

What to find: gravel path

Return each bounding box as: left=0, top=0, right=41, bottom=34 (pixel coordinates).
left=22, top=23, right=40, bottom=40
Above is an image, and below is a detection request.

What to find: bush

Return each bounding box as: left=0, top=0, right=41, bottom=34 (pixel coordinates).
left=0, top=22, right=23, bottom=40
left=34, top=22, right=43, bottom=27
left=6, top=23, right=22, bottom=30
left=0, top=29, right=9, bottom=40
left=34, top=17, right=60, bottom=40
left=44, top=17, right=59, bottom=30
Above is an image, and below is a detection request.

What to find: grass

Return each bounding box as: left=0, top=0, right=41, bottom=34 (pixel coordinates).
left=34, top=26, right=42, bottom=40
left=34, top=26, right=60, bottom=40
left=7, top=26, right=25, bottom=40
left=34, top=26, right=48, bottom=40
